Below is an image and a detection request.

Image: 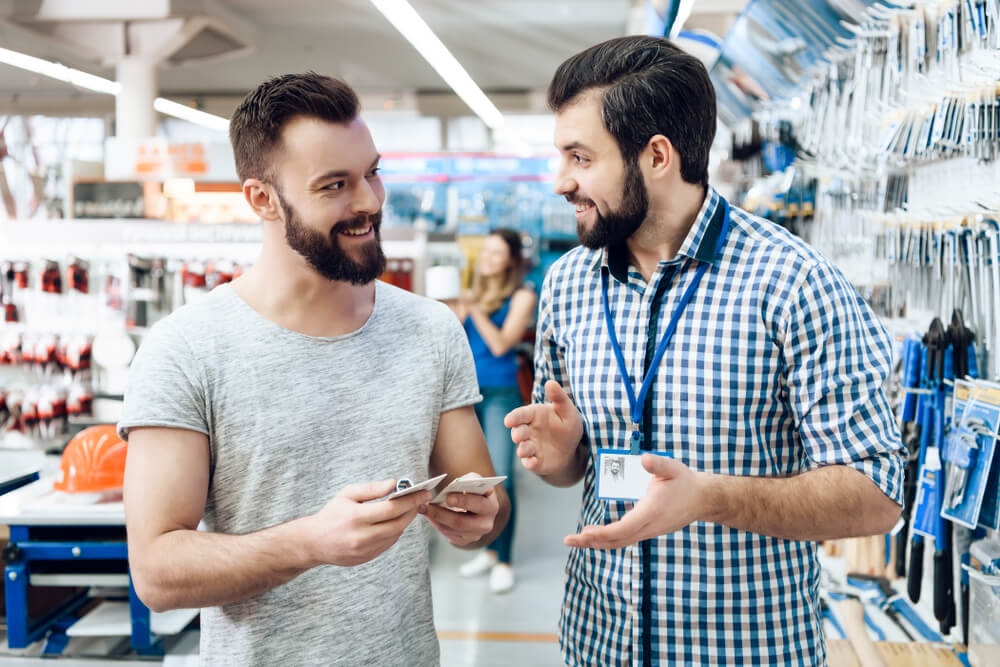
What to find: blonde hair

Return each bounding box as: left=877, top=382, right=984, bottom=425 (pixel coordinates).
left=472, top=229, right=524, bottom=315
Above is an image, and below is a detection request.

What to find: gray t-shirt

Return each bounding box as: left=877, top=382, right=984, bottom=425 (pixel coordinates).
left=119, top=281, right=480, bottom=666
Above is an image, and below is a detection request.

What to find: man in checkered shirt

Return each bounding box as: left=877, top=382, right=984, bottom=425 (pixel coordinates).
left=506, top=36, right=905, bottom=666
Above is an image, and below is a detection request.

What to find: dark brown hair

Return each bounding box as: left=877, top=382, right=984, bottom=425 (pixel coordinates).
left=229, top=72, right=359, bottom=184
left=548, top=36, right=716, bottom=188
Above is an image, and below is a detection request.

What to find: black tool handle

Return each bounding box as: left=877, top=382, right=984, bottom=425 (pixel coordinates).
left=895, top=529, right=909, bottom=577
left=908, top=539, right=924, bottom=603
left=962, top=582, right=970, bottom=646
left=933, top=550, right=950, bottom=623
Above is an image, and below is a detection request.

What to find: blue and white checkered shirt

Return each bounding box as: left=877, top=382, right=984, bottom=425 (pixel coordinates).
left=534, top=187, right=905, bottom=666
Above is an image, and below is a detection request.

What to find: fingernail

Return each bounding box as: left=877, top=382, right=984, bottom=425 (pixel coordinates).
left=447, top=496, right=458, bottom=506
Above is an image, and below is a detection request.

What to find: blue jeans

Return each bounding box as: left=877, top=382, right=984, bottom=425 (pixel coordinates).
left=474, top=386, right=522, bottom=564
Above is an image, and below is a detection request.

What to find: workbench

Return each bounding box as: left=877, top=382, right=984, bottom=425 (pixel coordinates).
left=0, top=476, right=197, bottom=656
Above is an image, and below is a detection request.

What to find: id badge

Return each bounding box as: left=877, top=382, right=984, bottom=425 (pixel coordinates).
left=596, top=448, right=669, bottom=502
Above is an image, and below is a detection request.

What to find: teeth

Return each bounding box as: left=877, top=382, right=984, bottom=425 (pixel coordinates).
left=575, top=204, right=591, bottom=212
left=341, top=225, right=371, bottom=236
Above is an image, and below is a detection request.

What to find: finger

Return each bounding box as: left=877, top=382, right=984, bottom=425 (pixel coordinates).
left=641, top=453, right=683, bottom=479
left=565, top=524, right=630, bottom=550
left=371, top=507, right=421, bottom=541
left=515, top=440, right=537, bottom=458
left=445, top=492, right=495, bottom=515
left=375, top=490, right=432, bottom=521
left=510, top=425, right=532, bottom=444
left=504, top=404, right=537, bottom=429
left=358, top=490, right=431, bottom=524
left=422, top=503, right=486, bottom=533
left=544, top=380, right=573, bottom=412
left=340, top=479, right=396, bottom=502
left=519, top=455, right=539, bottom=470
left=422, top=512, right=463, bottom=541
left=564, top=530, right=629, bottom=551
left=564, top=511, right=650, bottom=550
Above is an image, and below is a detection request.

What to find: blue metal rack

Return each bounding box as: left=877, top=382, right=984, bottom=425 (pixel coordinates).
left=3, top=523, right=163, bottom=655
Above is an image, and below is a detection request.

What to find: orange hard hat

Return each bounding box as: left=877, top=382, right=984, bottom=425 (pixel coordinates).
left=53, top=424, right=127, bottom=493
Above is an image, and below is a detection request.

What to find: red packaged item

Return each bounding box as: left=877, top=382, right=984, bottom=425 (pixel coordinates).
left=69, top=258, right=90, bottom=294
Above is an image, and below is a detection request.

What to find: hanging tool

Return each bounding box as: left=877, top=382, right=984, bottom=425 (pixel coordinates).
left=909, top=395, right=932, bottom=602
left=896, top=336, right=923, bottom=578
left=847, top=573, right=945, bottom=642
left=928, top=318, right=956, bottom=636
left=988, top=222, right=1000, bottom=382
left=911, top=318, right=949, bottom=604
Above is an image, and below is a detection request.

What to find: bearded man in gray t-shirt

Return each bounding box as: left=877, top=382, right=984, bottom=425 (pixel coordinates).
left=120, top=72, right=510, bottom=666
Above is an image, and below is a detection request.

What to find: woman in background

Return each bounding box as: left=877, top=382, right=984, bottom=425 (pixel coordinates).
left=452, top=228, right=536, bottom=594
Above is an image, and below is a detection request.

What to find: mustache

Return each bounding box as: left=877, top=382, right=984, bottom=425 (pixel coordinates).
left=331, top=211, right=382, bottom=234
left=564, top=195, right=594, bottom=207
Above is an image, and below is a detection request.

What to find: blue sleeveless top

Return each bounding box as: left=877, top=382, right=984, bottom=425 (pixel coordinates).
left=464, top=296, right=519, bottom=388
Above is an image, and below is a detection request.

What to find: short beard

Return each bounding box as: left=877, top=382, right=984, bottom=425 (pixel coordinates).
left=572, top=157, right=649, bottom=250
left=277, top=190, right=386, bottom=285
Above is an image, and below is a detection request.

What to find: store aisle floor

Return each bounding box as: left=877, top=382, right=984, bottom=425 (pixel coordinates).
left=0, top=464, right=583, bottom=666
left=432, top=463, right=581, bottom=667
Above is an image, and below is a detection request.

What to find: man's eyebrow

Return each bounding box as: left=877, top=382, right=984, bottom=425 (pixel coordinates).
left=560, top=141, right=592, bottom=152
left=309, top=155, right=381, bottom=187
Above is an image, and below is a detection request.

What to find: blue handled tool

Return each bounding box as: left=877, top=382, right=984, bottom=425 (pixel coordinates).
left=896, top=337, right=924, bottom=578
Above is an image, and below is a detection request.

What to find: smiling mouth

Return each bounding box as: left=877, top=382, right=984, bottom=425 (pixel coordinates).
left=572, top=202, right=595, bottom=220
left=338, top=223, right=373, bottom=237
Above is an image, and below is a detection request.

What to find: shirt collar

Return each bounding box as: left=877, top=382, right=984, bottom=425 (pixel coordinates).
left=590, top=186, right=725, bottom=282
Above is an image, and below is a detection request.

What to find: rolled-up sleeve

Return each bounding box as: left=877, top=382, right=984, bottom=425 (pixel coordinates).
left=781, top=260, right=906, bottom=505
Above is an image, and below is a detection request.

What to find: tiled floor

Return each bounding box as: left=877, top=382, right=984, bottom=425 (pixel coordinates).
left=0, top=462, right=583, bottom=666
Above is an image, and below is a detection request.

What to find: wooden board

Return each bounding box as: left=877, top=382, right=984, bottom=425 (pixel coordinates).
left=827, top=640, right=965, bottom=667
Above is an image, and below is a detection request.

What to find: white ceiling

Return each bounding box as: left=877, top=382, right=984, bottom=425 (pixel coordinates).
left=0, top=0, right=744, bottom=117
left=0, top=0, right=627, bottom=115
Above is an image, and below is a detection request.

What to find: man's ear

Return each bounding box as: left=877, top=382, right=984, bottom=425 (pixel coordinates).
left=243, top=179, right=282, bottom=222
left=643, top=134, right=675, bottom=181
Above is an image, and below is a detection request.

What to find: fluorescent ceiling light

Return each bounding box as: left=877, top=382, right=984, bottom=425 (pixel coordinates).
left=369, top=0, right=505, bottom=130
left=0, top=47, right=229, bottom=131
left=0, top=46, right=122, bottom=95
left=154, top=97, right=230, bottom=132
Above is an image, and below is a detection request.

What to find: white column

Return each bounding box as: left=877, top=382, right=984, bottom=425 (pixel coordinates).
left=115, top=58, right=158, bottom=139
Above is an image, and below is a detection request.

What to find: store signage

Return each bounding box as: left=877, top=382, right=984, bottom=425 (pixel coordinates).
left=105, top=138, right=237, bottom=182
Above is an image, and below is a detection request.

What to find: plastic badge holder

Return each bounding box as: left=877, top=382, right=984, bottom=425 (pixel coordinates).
left=963, top=565, right=1000, bottom=667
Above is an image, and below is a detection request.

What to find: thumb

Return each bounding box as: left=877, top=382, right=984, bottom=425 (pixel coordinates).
left=544, top=380, right=572, bottom=410
left=641, top=453, right=683, bottom=479
left=340, top=479, right=396, bottom=502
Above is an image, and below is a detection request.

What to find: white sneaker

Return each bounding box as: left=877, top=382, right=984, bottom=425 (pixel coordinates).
left=459, top=550, right=498, bottom=578
left=489, top=563, right=515, bottom=594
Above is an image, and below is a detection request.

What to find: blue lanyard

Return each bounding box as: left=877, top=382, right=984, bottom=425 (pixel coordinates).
left=601, top=200, right=730, bottom=454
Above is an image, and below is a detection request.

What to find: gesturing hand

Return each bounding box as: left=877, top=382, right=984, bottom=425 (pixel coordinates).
left=504, top=380, right=584, bottom=475
left=564, top=454, right=710, bottom=550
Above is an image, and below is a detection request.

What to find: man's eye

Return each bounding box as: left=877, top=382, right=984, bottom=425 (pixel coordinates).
left=368, top=167, right=381, bottom=177
left=324, top=182, right=344, bottom=191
